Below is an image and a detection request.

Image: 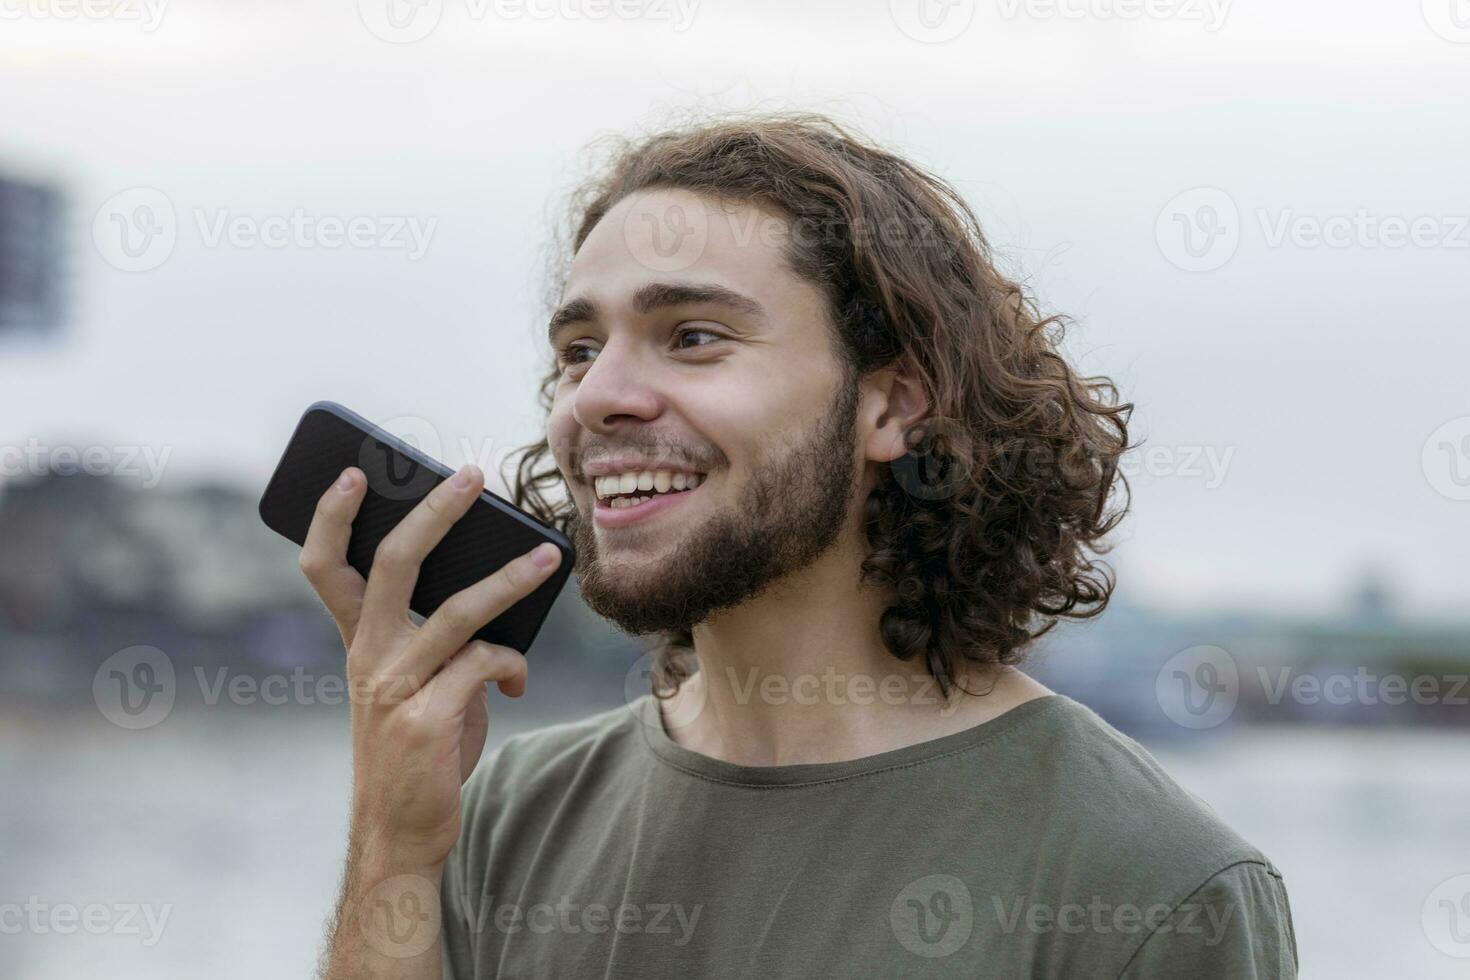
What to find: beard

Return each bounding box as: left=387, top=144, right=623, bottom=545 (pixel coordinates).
left=569, top=374, right=861, bottom=637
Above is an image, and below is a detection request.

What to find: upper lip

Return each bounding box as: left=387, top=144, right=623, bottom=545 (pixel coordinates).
left=581, top=456, right=706, bottom=479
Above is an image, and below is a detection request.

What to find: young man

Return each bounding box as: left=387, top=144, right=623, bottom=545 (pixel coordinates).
left=303, top=113, right=1298, bottom=978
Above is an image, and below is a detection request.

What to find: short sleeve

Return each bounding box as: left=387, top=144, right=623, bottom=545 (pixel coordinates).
left=438, top=735, right=524, bottom=980
left=439, top=837, right=477, bottom=980
left=1118, top=861, right=1299, bottom=979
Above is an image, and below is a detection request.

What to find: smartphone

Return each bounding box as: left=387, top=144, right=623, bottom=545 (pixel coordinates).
left=258, top=401, right=575, bottom=654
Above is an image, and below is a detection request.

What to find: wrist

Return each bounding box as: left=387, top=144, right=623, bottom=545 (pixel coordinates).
left=351, top=829, right=448, bottom=884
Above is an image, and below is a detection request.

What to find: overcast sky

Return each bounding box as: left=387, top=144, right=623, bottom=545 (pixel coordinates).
left=2, top=0, right=1467, bottom=620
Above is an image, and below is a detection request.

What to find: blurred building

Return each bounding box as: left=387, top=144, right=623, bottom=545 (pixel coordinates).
left=0, top=469, right=636, bottom=706
left=0, top=468, right=1464, bottom=725
left=0, top=174, right=64, bottom=335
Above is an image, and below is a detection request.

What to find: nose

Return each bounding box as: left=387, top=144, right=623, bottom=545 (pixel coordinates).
left=570, top=339, right=663, bottom=434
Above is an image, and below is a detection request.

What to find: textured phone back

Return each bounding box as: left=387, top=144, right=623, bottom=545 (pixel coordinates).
left=258, top=404, right=574, bottom=655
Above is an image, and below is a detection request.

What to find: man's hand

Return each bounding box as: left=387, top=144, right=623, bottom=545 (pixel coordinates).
left=299, top=463, right=563, bottom=979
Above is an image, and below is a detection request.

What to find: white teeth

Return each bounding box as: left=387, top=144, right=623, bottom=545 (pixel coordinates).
left=594, top=467, right=706, bottom=500
left=612, top=495, right=653, bottom=509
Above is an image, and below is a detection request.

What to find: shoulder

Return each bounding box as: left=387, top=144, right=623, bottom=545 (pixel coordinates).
left=1002, top=695, right=1295, bottom=972
left=1018, top=694, right=1275, bottom=871
left=993, top=696, right=1293, bottom=975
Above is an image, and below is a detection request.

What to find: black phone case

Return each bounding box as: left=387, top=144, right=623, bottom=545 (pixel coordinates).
left=258, top=401, right=575, bottom=655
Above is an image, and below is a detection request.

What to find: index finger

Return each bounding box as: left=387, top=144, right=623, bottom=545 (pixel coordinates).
left=359, top=463, right=486, bottom=634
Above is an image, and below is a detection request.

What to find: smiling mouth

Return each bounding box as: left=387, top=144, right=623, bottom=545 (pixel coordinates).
left=593, top=469, right=706, bottom=510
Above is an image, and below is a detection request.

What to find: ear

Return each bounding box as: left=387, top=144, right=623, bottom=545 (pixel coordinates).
left=861, top=358, right=930, bottom=464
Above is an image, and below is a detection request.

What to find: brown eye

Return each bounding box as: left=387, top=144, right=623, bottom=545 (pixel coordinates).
left=674, top=326, right=722, bottom=349
left=557, top=343, right=597, bottom=368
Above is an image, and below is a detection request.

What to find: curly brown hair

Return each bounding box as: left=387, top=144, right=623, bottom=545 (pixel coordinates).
left=507, top=110, right=1134, bottom=699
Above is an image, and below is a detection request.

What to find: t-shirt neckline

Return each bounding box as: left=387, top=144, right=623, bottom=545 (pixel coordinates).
left=636, top=690, right=1067, bottom=788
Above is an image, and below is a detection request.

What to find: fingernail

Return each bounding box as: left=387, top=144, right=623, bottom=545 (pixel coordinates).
left=336, top=470, right=356, bottom=491
left=451, top=465, right=472, bottom=489
left=530, top=543, right=559, bottom=569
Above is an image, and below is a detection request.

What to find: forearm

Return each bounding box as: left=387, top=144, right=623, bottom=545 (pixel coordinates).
left=320, top=834, right=446, bottom=980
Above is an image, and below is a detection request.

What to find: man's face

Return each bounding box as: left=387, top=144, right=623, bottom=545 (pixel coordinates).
left=546, top=188, right=864, bottom=635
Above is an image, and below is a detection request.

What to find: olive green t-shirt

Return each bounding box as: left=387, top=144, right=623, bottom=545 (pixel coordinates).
left=440, top=693, right=1298, bottom=978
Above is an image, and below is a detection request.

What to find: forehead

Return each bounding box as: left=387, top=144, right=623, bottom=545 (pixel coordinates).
left=563, top=188, right=815, bottom=312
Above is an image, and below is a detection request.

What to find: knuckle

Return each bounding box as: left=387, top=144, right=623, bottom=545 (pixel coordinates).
left=314, top=485, right=341, bottom=512
left=422, top=486, right=455, bottom=520
left=470, top=642, right=520, bottom=677
left=297, top=550, right=325, bottom=581
left=464, top=641, right=501, bottom=668
left=498, top=556, right=536, bottom=594
left=374, top=535, right=411, bottom=569
left=437, top=596, right=479, bottom=635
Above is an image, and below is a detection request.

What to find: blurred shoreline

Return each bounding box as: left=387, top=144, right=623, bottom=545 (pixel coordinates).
left=3, top=468, right=1468, bottom=740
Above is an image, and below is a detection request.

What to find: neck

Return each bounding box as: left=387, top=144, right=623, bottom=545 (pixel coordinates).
left=661, top=522, right=1052, bottom=766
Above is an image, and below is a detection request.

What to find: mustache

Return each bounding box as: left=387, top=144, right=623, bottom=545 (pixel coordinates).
left=566, top=438, right=723, bottom=473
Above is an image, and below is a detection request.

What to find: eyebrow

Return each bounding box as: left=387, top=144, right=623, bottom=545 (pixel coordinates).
left=547, top=281, right=768, bottom=344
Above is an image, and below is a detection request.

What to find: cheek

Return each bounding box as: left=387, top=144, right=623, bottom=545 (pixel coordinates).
left=691, top=375, right=814, bottom=469
left=546, top=389, right=578, bottom=464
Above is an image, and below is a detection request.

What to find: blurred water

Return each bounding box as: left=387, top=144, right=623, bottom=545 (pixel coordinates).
left=3, top=703, right=1466, bottom=978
